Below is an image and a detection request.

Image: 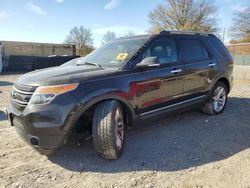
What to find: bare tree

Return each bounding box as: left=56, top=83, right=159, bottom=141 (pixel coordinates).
left=148, top=0, right=218, bottom=33
left=124, top=31, right=136, bottom=37
left=230, top=7, right=250, bottom=41
left=65, top=26, right=94, bottom=56
left=102, top=31, right=116, bottom=44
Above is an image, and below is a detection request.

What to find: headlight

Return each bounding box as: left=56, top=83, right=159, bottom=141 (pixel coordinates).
left=29, top=83, right=79, bottom=105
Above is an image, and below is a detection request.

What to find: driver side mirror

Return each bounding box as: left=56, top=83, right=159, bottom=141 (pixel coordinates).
left=136, top=57, right=160, bottom=69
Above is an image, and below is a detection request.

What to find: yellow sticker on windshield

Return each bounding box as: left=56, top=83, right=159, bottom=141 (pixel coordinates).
left=116, top=53, right=128, bottom=61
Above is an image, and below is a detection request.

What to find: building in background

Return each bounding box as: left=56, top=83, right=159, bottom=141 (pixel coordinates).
left=0, top=41, right=76, bottom=72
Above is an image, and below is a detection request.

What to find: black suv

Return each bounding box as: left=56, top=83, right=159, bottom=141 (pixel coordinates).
left=7, top=31, right=233, bottom=160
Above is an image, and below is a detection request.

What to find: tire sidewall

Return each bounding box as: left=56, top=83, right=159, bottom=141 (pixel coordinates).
left=92, top=100, right=126, bottom=160
left=110, top=103, right=125, bottom=158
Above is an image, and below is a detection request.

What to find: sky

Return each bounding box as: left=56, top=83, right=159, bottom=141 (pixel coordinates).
left=0, top=0, right=250, bottom=47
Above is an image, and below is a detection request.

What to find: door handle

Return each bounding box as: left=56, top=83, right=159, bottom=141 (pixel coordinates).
left=171, top=69, right=182, bottom=74
left=208, top=63, right=216, bottom=67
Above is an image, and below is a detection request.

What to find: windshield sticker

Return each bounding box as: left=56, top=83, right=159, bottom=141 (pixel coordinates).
left=116, top=53, right=128, bottom=62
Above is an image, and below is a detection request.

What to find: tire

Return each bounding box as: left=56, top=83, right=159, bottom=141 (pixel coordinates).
left=201, top=81, right=228, bottom=115
left=92, top=100, right=125, bottom=160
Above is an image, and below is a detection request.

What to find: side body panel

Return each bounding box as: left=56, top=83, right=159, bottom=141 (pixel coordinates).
left=176, top=36, right=217, bottom=98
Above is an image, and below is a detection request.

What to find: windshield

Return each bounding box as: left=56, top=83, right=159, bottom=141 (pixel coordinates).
left=62, top=37, right=149, bottom=68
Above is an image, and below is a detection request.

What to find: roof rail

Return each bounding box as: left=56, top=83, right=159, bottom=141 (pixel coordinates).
left=117, top=34, right=151, bottom=40
left=159, top=30, right=213, bottom=36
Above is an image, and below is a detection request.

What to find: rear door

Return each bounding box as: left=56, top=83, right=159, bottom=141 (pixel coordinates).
left=178, top=38, right=213, bottom=97
left=134, top=36, right=185, bottom=116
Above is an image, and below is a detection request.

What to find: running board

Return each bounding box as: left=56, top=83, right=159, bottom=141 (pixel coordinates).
left=140, top=95, right=206, bottom=118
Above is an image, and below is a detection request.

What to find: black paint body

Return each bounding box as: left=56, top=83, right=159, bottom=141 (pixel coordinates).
left=7, top=32, right=233, bottom=154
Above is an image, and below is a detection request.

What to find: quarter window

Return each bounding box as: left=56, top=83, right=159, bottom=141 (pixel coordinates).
left=208, top=37, right=232, bottom=59
left=179, top=39, right=209, bottom=62
left=144, top=38, right=177, bottom=64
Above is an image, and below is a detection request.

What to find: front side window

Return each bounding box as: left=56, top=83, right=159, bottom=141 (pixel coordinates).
left=179, top=39, right=209, bottom=62
left=143, top=38, right=178, bottom=64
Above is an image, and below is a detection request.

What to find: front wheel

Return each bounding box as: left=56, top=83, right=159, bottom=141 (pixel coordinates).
left=201, top=81, right=228, bottom=115
left=92, top=100, right=125, bottom=160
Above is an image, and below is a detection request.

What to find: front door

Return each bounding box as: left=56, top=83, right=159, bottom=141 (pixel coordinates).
left=133, top=37, right=185, bottom=116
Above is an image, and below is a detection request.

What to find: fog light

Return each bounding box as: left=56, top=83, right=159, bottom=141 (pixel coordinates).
left=30, top=137, right=39, bottom=146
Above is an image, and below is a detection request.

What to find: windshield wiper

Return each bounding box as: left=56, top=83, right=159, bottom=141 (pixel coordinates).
left=77, top=61, right=103, bottom=68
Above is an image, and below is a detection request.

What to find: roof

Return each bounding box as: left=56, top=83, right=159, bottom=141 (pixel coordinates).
left=159, top=30, right=215, bottom=37
left=116, top=30, right=215, bottom=42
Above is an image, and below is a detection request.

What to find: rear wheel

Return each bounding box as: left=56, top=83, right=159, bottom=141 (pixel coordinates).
left=92, top=100, right=125, bottom=160
left=201, top=81, right=228, bottom=115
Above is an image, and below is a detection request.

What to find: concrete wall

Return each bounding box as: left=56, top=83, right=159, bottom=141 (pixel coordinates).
left=0, top=41, right=76, bottom=57
left=233, top=65, right=250, bottom=81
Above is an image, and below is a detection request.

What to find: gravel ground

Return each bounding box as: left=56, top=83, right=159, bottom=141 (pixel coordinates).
left=0, top=73, right=250, bottom=188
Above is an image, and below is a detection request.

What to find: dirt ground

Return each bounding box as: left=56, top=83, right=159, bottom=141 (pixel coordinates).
left=0, top=73, right=250, bottom=188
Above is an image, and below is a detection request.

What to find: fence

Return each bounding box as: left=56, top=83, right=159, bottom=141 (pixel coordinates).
left=227, top=43, right=250, bottom=66
left=6, top=55, right=78, bottom=72
left=0, top=41, right=77, bottom=72
left=232, top=55, right=250, bottom=66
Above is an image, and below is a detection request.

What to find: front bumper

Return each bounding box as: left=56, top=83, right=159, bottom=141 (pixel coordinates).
left=7, top=93, right=78, bottom=154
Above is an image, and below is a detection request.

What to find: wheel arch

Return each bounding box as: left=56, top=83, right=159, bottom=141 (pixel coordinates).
left=215, top=76, right=230, bottom=93
left=68, top=94, right=137, bottom=135
left=202, top=76, right=229, bottom=115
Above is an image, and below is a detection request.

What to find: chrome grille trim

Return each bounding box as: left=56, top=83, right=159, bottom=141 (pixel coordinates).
left=12, top=87, right=34, bottom=95
left=11, top=84, right=35, bottom=107
left=11, top=98, right=29, bottom=105
left=14, top=83, right=37, bottom=92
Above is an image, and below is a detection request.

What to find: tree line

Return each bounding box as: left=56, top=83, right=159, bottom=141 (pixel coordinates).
left=64, top=27, right=136, bottom=56
left=65, top=0, right=250, bottom=56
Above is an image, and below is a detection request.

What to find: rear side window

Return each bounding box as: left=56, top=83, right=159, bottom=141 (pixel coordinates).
left=144, top=38, right=178, bottom=64
left=179, top=39, right=209, bottom=62
left=208, top=36, right=232, bottom=59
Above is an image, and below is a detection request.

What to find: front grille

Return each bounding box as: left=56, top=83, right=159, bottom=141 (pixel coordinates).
left=11, top=83, right=37, bottom=110
left=14, top=83, right=37, bottom=92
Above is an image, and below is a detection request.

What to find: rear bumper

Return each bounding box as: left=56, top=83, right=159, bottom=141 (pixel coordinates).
left=6, top=93, right=78, bottom=154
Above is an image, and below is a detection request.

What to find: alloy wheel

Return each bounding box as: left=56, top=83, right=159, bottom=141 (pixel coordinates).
left=114, top=108, right=124, bottom=150
left=212, top=86, right=226, bottom=112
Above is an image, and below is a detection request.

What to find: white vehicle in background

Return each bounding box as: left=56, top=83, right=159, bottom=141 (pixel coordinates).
left=0, top=44, right=3, bottom=73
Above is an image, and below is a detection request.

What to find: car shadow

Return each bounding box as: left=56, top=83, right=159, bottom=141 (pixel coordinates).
left=48, top=96, right=250, bottom=173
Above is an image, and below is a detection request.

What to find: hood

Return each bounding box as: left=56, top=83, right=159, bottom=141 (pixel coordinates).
left=17, top=65, right=118, bottom=86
